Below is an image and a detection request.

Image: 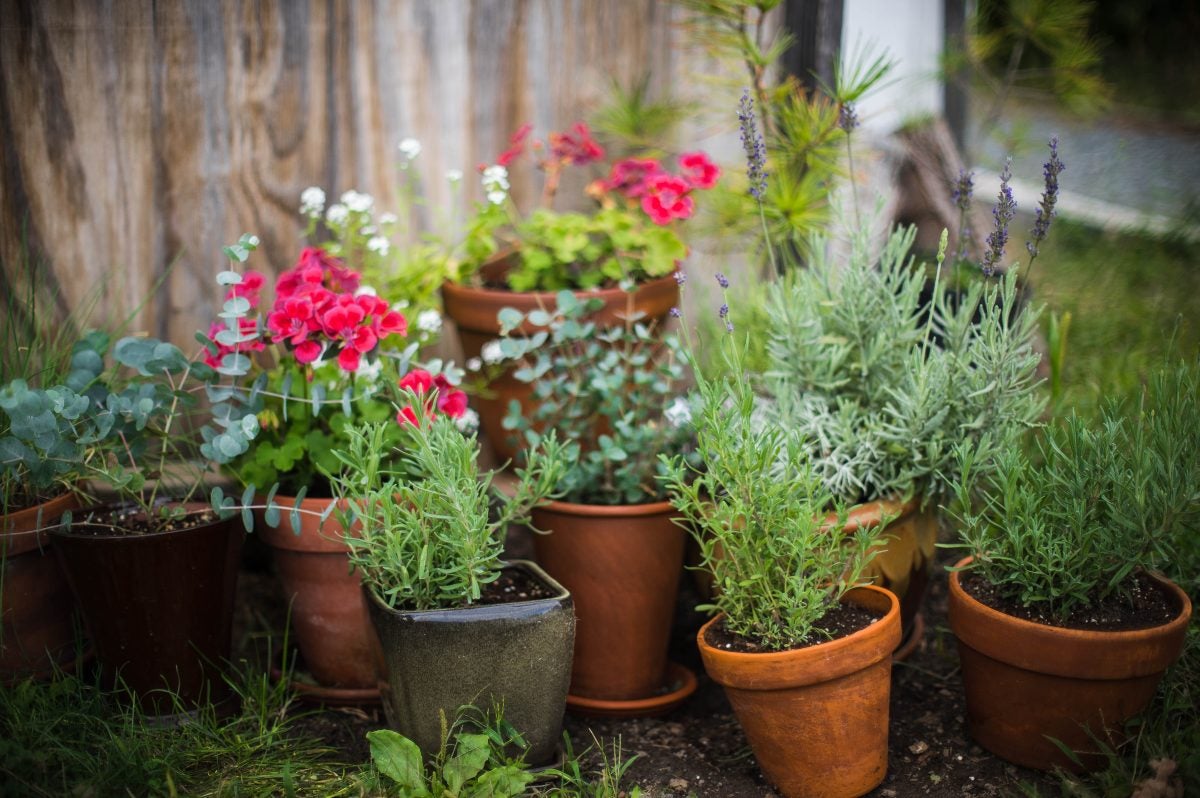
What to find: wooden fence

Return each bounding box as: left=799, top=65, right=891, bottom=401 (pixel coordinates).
left=0, top=0, right=716, bottom=346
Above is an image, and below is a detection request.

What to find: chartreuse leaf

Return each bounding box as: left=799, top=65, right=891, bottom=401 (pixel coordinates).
left=366, top=730, right=428, bottom=795
left=442, top=733, right=491, bottom=793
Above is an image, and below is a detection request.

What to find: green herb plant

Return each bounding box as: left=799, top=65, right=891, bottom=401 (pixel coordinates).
left=326, top=411, right=570, bottom=611
left=497, top=291, right=695, bottom=506
left=764, top=225, right=1044, bottom=507
left=662, top=276, right=878, bottom=650
left=949, top=361, right=1200, bottom=619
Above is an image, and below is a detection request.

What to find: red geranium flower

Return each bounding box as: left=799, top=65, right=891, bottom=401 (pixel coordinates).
left=641, top=174, right=695, bottom=225
left=604, top=158, right=664, bottom=200
left=399, top=368, right=435, bottom=394
left=437, top=389, right=468, bottom=418
left=203, top=318, right=266, bottom=369
left=496, top=123, right=533, bottom=168
left=225, top=271, right=266, bottom=308
left=549, top=122, right=604, bottom=166
left=679, top=151, right=720, bottom=190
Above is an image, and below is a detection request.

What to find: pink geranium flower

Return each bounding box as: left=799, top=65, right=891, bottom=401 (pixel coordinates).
left=641, top=174, right=695, bottom=225
left=549, top=123, right=604, bottom=165
left=604, top=158, right=664, bottom=200
left=679, top=152, right=721, bottom=190
left=496, top=124, right=533, bottom=168
left=203, top=318, right=266, bottom=369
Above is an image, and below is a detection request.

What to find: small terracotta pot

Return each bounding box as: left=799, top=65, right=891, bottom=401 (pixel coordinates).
left=257, top=495, right=384, bottom=694
left=690, top=497, right=936, bottom=643
left=531, top=499, right=685, bottom=704
left=948, top=557, right=1192, bottom=772
left=1, top=492, right=82, bottom=683
left=367, top=560, right=574, bottom=765
left=698, top=586, right=901, bottom=798
left=51, top=503, right=242, bottom=714
left=441, top=254, right=679, bottom=461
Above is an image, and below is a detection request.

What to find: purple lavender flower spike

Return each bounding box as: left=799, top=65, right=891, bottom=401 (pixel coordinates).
left=1026, top=136, right=1065, bottom=260
left=718, top=303, right=729, bottom=319
left=669, top=307, right=682, bottom=318
left=838, top=102, right=859, bottom=132
left=737, top=90, right=768, bottom=200
left=674, top=270, right=687, bottom=286
left=725, top=320, right=735, bottom=333
left=981, top=159, right=1016, bottom=277
left=952, top=170, right=974, bottom=212
left=715, top=272, right=730, bottom=289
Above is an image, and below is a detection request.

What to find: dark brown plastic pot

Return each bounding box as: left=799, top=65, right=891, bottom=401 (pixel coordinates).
left=367, top=560, right=574, bottom=765
left=441, top=254, right=679, bottom=461
left=257, top=495, right=383, bottom=697
left=51, top=503, right=242, bottom=714
left=698, top=586, right=901, bottom=798
left=531, top=498, right=686, bottom=706
left=1, top=492, right=82, bottom=683
left=948, top=557, right=1192, bottom=772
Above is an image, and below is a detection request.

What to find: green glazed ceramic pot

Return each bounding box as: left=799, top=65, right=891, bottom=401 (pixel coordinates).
left=366, top=559, right=574, bottom=765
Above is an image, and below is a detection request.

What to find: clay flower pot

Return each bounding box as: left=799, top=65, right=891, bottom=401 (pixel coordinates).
left=441, top=253, right=679, bottom=461
left=366, top=559, right=574, bottom=765
left=698, top=585, right=901, bottom=798
left=257, top=494, right=384, bottom=702
left=1, top=492, right=83, bottom=683
left=690, top=497, right=935, bottom=656
left=948, top=557, right=1192, bottom=771
left=51, top=503, right=242, bottom=715
left=531, top=498, right=695, bottom=715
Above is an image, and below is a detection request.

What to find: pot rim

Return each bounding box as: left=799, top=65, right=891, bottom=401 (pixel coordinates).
left=48, top=500, right=237, bottom=542
left=364, top=558, right=571, bottom=619
left=442, top=264, right=678, bottom=304
left=533, top=497, right=675, bottom=518
left=837, top=495, right=920, bottom=532
left=697, top=584, right=901, bottom=688
left=2, top=491, right=79, bottom=545
left=948, top=555, right=1193, bottom=644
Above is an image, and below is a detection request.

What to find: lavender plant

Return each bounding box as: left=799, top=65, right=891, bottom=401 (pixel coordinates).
left=950, top=361, right=1200, bottom=619
left=497, top=292, right=695, bottom=506
left=325, top=412, right=569, bottom=611
left=661, top=275, right=877, bottom=649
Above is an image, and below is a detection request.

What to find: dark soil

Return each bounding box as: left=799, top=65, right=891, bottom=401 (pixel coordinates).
left=477, top=565, right=557, bottom=605
left=961, top=570, right=1182, bottom=632
left=234, top=533, right=1059, bottom=797
left=70, top=504, right=219, bottom=536
left=703, top=603, right=883, bottom=654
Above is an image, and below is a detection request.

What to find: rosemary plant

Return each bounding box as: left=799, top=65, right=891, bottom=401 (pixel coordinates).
left=950, top=362, right=1200, bottom=618
left=326, top=412, right=570, bottom=611
left=662, top=277, right=876, bottom=650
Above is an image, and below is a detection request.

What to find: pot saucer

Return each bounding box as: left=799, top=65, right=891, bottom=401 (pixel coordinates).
left=269, top=661, right=381, bottom=707
left=565, top=661, right=698, bottom=718
left=892, top=612, right=925, bottom=662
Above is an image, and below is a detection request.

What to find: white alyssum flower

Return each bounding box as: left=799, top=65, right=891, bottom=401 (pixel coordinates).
left=341, top=190, right=374, bottom=213
left=397, top=137, right=422, bottom=161
left=356, top=357, right=384, bottom=388
left=455, top=408, right=480, bottom=434
left=299, top=186, right=326, bottom=218
left=360, top=224, right=377, bottom=236
left=446, top=168, right=464, bottom=184
left=325, top=203, right=349, bottom=226
left=465, top=357, right=482, bottom=372
left=480, top=340, right=504, bottom=365
left=416, top=309, right=443, bottom=334
left=482, top=165, right=510, bottom=205
left=366, top=236, right=390, bottom=256
left=664, top=396, right=692, bottom=428
left=354, top=286, right=378, bottom=297
left=391, top=299, right=410, bottom=311
left=378, top=212, right=398, bottom=226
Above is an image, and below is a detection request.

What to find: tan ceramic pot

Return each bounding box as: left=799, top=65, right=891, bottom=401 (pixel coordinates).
left=531, top=499, right=685, bottom=705
left=948, top=557, right=1192, bottom=771
left=1, top=492, right=82, bottom=683
left=441, top=253, right=679, bottom=462
left=258, top=495, right=384, bottom=694
left=698, top=586, right=901, bottom=798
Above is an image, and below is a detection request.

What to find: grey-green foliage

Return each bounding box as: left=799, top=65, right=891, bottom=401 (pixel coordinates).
left=951, top=362, right=1200, bottom=618
left=328, top=413, right=570, bottom=611
left=662, top=309, right=877, bottom=650
left=766, top=225, right=1044, bottom=506
left=499, top=291, right=694, bottom=506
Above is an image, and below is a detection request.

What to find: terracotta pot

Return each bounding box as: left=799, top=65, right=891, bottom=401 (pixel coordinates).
left=698, top=586, right=901, bottom=798
left=441, top=253, right=679, bottom=461
left=51, top=503, right=242, bottom=714
left=257, top=495, right=384, bottom=694
left=690, top=497, right=935, bottom=642
left=531, top=499, right=685, bottom=705
left=367, top=560, right=574, bottom=765
left=948, top=557, right=1192, bottom=771
left=1, top=492, right=82, bottom=683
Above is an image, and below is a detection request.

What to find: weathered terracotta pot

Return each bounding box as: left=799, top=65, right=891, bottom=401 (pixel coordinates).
left=531, top=499, right=688, bottom=711
left=691, top=497, right=935, bottom=645
left=51, top=503, right=242, bottom=714
left=698, top=585, right=901, bottom=798
left=1, top=492, right=82, bottom=683
left=258, top=495, right=384, bottom=697
left=948, top=557, right=1192, bottom=772
left=441, top=254, right=679, bottom=461
left=367, top=560, right=574, bottom=765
